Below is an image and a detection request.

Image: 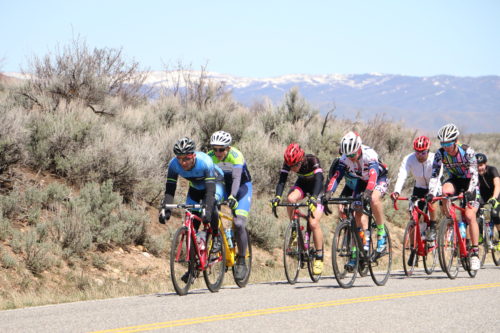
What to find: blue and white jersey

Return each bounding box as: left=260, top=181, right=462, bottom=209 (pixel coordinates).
left=166, top=151, right=224, bottom=190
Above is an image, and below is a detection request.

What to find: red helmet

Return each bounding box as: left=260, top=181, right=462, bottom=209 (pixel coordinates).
left=413, top=136, right=431, bottom=151
left=284, top=143, right=305, bottom=167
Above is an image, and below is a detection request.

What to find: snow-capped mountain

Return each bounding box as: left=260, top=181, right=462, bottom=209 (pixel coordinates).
left=146, top=71, right=500, bottom=133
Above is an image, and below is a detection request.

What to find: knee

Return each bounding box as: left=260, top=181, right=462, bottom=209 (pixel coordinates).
left=234, top=216, right=247, bottom=230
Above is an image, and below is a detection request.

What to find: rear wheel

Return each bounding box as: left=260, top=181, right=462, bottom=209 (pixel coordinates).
left=402, top=221, right=417, bottom=277
left=332, top=220, right=357, bottom=288
left=369, top=224, right=392, bottom=286
left=203, top=233, right=226, bottom=292
left=478, top=217, right=488, bottom=267
left=307, top=228, right=322, bottom=283
left=422, top=241, right=438, bottom=275
left=283, top=221, right=301, bottom=284
left=438, top=219, right=459, bottom=279
left=492, top=227, right=500, bottom=266
left=170, top=227, right=195, bottom=296
left=233, top=228, right=252, bottom=288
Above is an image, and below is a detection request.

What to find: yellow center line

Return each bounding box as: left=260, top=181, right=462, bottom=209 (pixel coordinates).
left=90, top=282, right=500, bottom=333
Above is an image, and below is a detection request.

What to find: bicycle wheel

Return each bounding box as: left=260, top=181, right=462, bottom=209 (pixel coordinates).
left=438, top=219, right=459, bottom=279
left=464, top=252, right=478, bottom=278
left=492, top=227, right=500, bottom=266
left=332, top=220, right=358, bottom=288
left=233, top=228, right=252, bottom=288
left=369, top=224, right=392, bottom=286
left=307, top=228, right=322, bottom=283
left=203, top=233, right=226, bottom=292
left=478, top=217, right=488, bottom=267
left=422, top=241, right=438, bottom=275
left=170, top=227, right=195, bottom=296
left=283, top=222, right=301, bottom=284
left=402, top=221, right=417, bottom=277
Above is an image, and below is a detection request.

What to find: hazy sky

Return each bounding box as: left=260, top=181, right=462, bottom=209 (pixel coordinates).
left=1, top=0, right=499, bottom=77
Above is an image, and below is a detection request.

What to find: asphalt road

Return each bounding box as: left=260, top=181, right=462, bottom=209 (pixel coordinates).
left=1, top=265, right=499, bottom=333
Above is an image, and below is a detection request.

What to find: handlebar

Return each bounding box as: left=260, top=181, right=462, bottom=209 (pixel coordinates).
left=163, top=203, right=205, bottom=210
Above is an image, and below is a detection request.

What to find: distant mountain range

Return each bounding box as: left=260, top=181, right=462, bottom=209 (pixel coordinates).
left=145, top=72, right=500, bottom=133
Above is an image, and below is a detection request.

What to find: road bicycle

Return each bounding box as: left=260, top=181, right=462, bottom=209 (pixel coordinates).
left=393, top=196, right=439, bottom=276
left=167, top=203, right=225, bottom=296
left=272, top=201, right=321, bottom=284
left=326, top=197, right=393, bottom=288
left=477, top=203, right=500, bottom=266
left=218, top=203, right=252, bottom=287
left=437, top=195, right=481, bottom=279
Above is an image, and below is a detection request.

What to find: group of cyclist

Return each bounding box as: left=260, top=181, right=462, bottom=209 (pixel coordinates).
left=159, top=123, right=500, bottom=280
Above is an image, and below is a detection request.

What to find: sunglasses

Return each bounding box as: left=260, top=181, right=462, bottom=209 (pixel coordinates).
left=177, top=154, right=194, bottom=162
left=415, top=150, right=429, bottom=155
left=346, top=153, right=357, bottom=158
left=440, top=141, right=455, bottom=147
left=212, top=147, right=227, bottom=153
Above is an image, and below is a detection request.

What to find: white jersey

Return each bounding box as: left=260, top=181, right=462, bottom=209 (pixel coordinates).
left=339, top=144, right=386, bottom=181
left=393, top=152, right=442, bottom=194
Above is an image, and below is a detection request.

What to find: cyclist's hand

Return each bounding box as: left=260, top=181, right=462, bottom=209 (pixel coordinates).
left=307, top=196, right=318, bottom=213
left=488, top=197, right=499, bottom=209
left=464, top=191, right=475, bottom=202
left=321, top=195, right=332, bottom=216
left=270, top=195, right=281, bottom=208
left=425, top=193, right=434, bottom=203
left=390, top=192, right=399, bottom=201
left=227, top=195, right=238, bottom=210
left=362, top=190, right=373, bottom=203
left=159, top=208, right=171, bottom=224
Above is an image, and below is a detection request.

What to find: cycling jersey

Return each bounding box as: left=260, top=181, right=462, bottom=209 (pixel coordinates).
left=393, top=152, right=442, bottom=194
left=428, top=143, right=478, bottom=196
left=276, top=154, right=324, bottom=198
left=327, top=145, right=388, bottom=194
left=478, top=165, right=500, bottom=201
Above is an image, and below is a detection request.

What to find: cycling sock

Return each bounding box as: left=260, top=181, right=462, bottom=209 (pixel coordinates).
left=377, top=224, right=386, bottom=236
left=315, top=249, right=324, bottom=260
left=471, top=246, right=479, bottom=255
left=429, top=220, right=436, bottom=229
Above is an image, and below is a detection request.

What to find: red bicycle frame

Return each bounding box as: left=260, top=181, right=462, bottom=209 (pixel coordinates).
left=442, top=195, right=470, bottom=259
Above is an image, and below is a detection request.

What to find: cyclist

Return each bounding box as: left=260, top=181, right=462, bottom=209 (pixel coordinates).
left=426, top=123, right=481, bottom=271
left=391, top=136, right=442, bottom=243
left=159, top=137, right=225, bottom=259
left=208, top=130, right=252, bottom=281
left=271, top=143, right=325, bottom=275
left=325, top=131, right=389, bottom=268
left=476, top=153, right=500, bottom=251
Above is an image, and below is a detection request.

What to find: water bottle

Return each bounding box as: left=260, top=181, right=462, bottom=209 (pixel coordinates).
left=420, top=222, right=427, bottom=240
left=196, top=230, right=206, bottom=250
left=225, top=228, right=233, bottom=248
left=364, top=229, right=371, bottom=252
left=458, top=221, right=466, bottom=239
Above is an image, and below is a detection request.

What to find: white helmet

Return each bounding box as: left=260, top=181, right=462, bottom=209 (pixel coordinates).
left=437, top=123, right=460, bottom=142
left=210, top=131, right=232, bottom=147
left=340, top=131, right=362, bottom=155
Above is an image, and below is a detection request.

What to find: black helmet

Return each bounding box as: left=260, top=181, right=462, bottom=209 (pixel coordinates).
left=173, top=137, right=195, bottom=155
left=476, top=153, right=487, bottom=164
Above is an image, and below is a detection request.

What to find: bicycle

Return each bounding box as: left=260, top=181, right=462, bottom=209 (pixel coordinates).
left=477, top=203, right=500, bottom=266
left=437, top=195, right=480, bottom=279
left=393, top=196, right=439, bottom=276
left=326, top=197, right=393, bottom=288
left=167, top=203, right=226, bottom=296
left=272, top=200, right=321, bottom=284
left=218, top=203, right=253, bottom=287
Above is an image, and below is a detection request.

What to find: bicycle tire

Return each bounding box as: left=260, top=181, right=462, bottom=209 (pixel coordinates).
left=203, top=233, right=226, bottom=292
left=464, top=252, right=477, bottom=278
left=438, top=218, right=459, bottom=279
left=369, top=224, right=392, bottom=286
left=332, top=220, right=358, bottom=288
left=307, top=229, right=322, bottom=283
left=492, top=228, right=500, bottom=266
left=283, top=221, right=301, bottom=284
left=422, top=241, right=438, bottom=275
left=233, top=228, right=252, bottom=288
left=170, top=226, right=195, bottom=296
left=402, top=221, right=417, bottom=277
left=478, top=216, right=488, bottom=267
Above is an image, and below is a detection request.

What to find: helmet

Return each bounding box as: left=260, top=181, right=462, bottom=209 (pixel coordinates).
left=437, top=123, right=460, bottom=142
left=173, top=137, right=195, bottom=155
left=340, top=131, right=362, bottom=155
left=284, top=143, right=305, bottom=167
left=476, top=153, right=487, bottom=164
left=210, top=131, right=232, bottom=147
left=413, top=136, right=431, bottom=151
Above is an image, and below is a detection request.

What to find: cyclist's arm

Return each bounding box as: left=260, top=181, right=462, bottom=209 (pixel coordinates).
left=203, top=167, right=217, bottom=222
left=230, top=166, right=243, bottom=197
left=312, top=168, right=324, bottom=197
left=326, top=163, right=345, bottom=193
left=366, top=161, right=379, bottom=191
left=428, top=149, right=443, bottom=196
left=163, top=162, right=179, bottom=205
left=465, top=146, right=479, bottom=192
left=275, top=163, right=290, bottom=197
left=491, top=166, right=500, bottom=199
left=393, top=155, right=410, bottom=194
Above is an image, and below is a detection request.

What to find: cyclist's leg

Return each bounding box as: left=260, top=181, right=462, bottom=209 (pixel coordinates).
left=234, top=182, right=252, bottom=257
left=186, top=187, right=204, bottom=230
left=441, top=181, right=456, bottom=217
left=287, top=182, right=304, bottom=219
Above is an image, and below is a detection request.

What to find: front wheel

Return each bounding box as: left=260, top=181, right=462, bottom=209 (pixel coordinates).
left=233, top=229, right=252, bottom=288
left=422, top=241, right=438, bottom=275
left=307, top=230, right=322, bottom=283
left=492, top=228, right=500, bottom=266
left=203, top=233, right=226, bottom=292
left=332, top=220, right=357, bottom=288
left=369, top=224, right=392, bottom=286
left=283, top=221, right=301, bottom=284
left=402, top=221, right=417, bottom=277
left=438, top=218, right=459, bottom=279
left=170, top=227, right=195, bottom=296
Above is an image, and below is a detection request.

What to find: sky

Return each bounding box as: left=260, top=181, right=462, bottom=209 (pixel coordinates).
left=1, top=0, right=499, bottom=78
